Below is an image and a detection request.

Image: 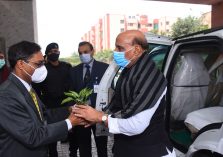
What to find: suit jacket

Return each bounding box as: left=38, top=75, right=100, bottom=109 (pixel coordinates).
left=0, top=74, right=68, bottom=157
left=70, top=60, right=109, bottom=107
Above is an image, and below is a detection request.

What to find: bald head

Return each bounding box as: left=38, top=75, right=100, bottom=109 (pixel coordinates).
left=114, top=30, right=148, bottom=68
left=116, top=30, right=148, bottom=50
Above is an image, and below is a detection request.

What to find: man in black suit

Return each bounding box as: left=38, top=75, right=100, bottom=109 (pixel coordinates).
left=69, top=41, right=109, bottom=157
left=0, top=41, right=83, bottom=157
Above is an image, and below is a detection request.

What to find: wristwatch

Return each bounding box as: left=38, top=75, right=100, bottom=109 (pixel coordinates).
left=101, top=114, right=108, bottom=125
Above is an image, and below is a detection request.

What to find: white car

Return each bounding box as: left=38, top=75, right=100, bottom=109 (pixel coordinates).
left=163, top=27, right=223, bottom=157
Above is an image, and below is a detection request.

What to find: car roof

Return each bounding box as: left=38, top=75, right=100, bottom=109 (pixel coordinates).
left=144, top=32, right=172, bottom=46
left=173, top=26, right=223, bottom=41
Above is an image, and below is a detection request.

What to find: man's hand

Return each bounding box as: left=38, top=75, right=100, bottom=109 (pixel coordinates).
left=72, top=105, right=104, bottom=124
left=68, top=113, right=86, bottom=126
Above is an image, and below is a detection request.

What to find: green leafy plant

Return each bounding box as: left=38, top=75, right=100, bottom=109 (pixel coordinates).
left=62, top=88, right=93, bottom=105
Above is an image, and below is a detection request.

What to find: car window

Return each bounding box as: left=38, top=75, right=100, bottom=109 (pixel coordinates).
left=168, top=42, right=223, bottom=152
left=148, top=43, right=162, bottom=52
left=151, top=52, right=166, bottom=70
left=149, top=45, right=170, bottom=70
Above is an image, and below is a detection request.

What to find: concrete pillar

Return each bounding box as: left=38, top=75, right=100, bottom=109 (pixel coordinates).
left=0, top=0, right=37, bottom=53
left=212, top=1, right=223, bottom=28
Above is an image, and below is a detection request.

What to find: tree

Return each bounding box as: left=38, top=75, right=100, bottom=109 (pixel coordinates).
left=94, top=49, right=113, bottom=63
left=171, top=16, right=209, bottom=38
left=60, top=52, right=80, bottom=65
left=60, top=49, right=113, bottom=65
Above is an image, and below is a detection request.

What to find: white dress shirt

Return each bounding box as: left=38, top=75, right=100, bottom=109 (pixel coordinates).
left=108, top=87, right=167, bottom=136
left=108, top=88, right=176, bottom=157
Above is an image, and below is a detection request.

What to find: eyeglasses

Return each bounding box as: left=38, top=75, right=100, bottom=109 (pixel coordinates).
left=27, top=60, right=45, bottom=68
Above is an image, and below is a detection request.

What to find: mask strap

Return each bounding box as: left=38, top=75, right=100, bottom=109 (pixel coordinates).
left=23, top=68, right=32, bottom=77
left=23, top=61, right=36, bottom=70
left=125, top=46, right=135, bottom=53
left=22, top=61, right=35, bottom=78
left=126, top=47, right=136, bottom=61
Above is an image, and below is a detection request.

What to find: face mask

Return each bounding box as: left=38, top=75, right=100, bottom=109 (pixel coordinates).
left=113, top=47, right=135, bottom=68
left=0, top=59, right=5, bottom=69
left=23, top=61, right=48, bottom=83
left=47, top=53, right=59, bottom=62
left=80, top=54, right=92, bottom=64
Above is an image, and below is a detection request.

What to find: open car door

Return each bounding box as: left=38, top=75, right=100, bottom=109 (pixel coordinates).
left=164, top=27, right=223, bottom=156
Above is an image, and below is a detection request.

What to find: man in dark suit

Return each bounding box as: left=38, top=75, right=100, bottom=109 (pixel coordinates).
left=69, top=41, right=109, bottom=157
left=0, top=41, right=83, bottom=157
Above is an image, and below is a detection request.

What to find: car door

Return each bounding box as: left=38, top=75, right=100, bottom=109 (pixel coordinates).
left=163, top=31, right=223, bottom=154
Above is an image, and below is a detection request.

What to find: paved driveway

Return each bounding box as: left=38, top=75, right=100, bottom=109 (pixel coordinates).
left=58, top=135, right=114, bottom=157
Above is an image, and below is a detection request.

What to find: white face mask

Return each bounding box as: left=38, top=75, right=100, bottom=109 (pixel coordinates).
left=80, top=54, right=92, bottom=64
left=23, top=61, right=48, bottom=83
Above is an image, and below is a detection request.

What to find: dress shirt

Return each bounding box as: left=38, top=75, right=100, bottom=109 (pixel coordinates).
left=108, top=87, right=167, bottom=136
left=12, top=73, right=72, bottom=130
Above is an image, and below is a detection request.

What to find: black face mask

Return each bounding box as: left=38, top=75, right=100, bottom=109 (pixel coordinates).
left=47, top=53, right=59, bottom=62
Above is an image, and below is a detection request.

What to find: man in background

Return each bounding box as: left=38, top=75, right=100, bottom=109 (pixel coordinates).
left=69, top=41, right=109, bottom=157
left=33, top=42, right=72, bottom=157
left=0, top=50, right=10, bottom=84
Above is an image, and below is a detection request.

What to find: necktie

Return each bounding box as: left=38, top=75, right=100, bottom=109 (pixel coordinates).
left=84, top=64, right=91, bottom=86
left=29, top=89, right=43, bottom=121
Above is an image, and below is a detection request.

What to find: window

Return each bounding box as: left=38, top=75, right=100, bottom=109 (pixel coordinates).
left=171, top=46, right=221, bottom=120
left=120, top=20, right=124, bottom=24
left=120, top=28, right=124, bottom=32
left=149, top=45, right=170, bottom=70
left=147, top=23, right=152, bottom=27
left=166, top=21, right=169, bottom=25
left=169, top=42, right=223, bottom=151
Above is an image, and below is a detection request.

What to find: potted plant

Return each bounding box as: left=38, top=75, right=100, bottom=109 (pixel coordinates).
left=61, top=88, right=93, bottom=105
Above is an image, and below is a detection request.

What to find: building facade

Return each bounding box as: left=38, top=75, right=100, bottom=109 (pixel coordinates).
left=158, top=16, right=178, bottom=35
left=81, top=13, right=210, bottom=52
left=201, top=11, right=212, bottom=28
left=81, top=14, right=156, bottom=52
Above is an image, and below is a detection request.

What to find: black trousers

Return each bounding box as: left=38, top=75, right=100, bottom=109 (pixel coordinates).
left=68, top=125, right=108, bottom=157
left=48, top=142, right=58, bottom=157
